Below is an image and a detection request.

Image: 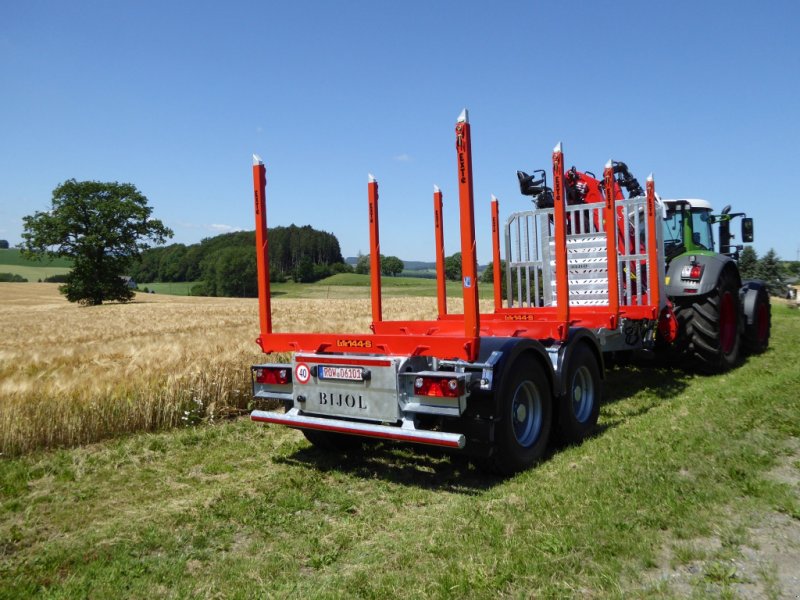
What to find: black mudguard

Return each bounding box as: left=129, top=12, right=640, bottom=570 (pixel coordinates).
left=665, top=253, right=740, bottom=298
left=740, top=279, right=769, bottom=326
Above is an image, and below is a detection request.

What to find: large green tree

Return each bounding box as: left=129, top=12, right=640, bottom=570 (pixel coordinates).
left=756, top=249, right=785, bottom=297
left=444, top=252, right=462, bottom=281
left=22, top=180, right=172, bottom=305
left=738, top=246, right=758, bottom=280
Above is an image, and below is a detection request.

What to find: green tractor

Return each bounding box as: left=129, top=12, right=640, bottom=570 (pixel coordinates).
left=661, top=199, right=771, bottom=372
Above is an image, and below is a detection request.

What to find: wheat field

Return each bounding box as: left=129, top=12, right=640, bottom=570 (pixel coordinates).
left=0, top=283, right=466, bottom=456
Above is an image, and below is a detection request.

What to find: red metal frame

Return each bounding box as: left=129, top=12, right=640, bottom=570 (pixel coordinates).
left=253, top=157, right=272, bottom=335
left=551, top=144, right=570, bottom=339
left=433, top=186, right=447, bottom=317
left=455, top=112, right=481, bottom=345
left=646, top=174, right=660, bottom=310
left=491, top=196, right=502, bottom=312
left=368, top=175, right=382, bottom=324
left=604, top=162, right=620, bottom=329
left=252, top=113, right=663, bottom=363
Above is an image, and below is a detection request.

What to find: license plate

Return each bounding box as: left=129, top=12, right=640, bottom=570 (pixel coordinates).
left=318, top=365, right=364, bottom=382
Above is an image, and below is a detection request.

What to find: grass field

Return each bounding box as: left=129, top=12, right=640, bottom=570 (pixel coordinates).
left=140, top=273, right=495, bottom=299
left=137, top=281, right=198, bottom=296
left=0, top=249, right=71, bottom=281
left=0, top=286, right=798, bottom=597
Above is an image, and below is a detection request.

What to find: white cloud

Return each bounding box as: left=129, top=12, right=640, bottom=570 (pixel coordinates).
left=394, top=153, right=412, bottom=162
left=210, top=223, right=242, bottom=233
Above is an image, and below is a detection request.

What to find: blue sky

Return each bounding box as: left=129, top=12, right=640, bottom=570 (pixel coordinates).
left=1, top=1, right=798, bottom=263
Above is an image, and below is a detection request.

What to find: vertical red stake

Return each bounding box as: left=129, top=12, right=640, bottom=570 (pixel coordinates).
left=551, top=143, right=569, bottom=337
left=603, top=161, right=620, bottom=325
left=455, top=109, right=480, bottom=359
left=645, top=174, right=660, bottom=314
left=491, top=195, right=502, bottom=311
left=433, top=185, right=447, bottom=317
left=253, top=154, right=272, bottom=337
left=368, top=174, right=382, bottom=324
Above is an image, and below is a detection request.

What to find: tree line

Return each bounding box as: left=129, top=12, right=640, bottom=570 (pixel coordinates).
left=129, top=225, right=351, bottom=297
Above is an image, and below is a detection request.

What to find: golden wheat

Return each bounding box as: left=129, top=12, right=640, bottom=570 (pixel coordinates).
left=0, top=283, right=479, bottom=455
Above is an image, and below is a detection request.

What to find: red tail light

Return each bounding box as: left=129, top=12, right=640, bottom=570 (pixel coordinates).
left=255, top=367, right=291, bottom=385
left=681, top=264, right=704, bottom=280
left=414, top=376, right=464, bottom=398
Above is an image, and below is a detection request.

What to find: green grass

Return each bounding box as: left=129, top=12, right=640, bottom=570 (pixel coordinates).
left=0, top=249, right=71, bottom=281
left=141, top=273, right=496, bottom=299
left=137, top=281, right=198, bottom=296
left=273, top=273, right=494, bottom=299
left=1, top=306, right=798, bottom=598
left=0, top=249, right=72, bottom=268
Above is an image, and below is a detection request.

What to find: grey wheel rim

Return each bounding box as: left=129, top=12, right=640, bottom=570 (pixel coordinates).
left=511, top=380, right=543, bottom=447
left=571, top=365, right=595, bottom=423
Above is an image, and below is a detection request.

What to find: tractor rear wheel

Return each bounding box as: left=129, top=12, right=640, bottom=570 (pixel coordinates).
left=673, top=269, right=741, bottom=373
left=743, top=287, right=771, bottom=354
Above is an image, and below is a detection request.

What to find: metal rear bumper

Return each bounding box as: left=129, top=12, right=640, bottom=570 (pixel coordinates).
left=251, top=408, right=465, bottom=449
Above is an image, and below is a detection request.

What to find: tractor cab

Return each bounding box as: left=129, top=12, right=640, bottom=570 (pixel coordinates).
left=661, top=198, right=754, bottom=263
left=662, top=198, right=715, bottom=261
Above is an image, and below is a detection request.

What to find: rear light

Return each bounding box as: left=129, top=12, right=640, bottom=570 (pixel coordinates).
left=413, top=376, right=464, bottom=398
left=255, top=367, right=291, bottom=385
left=680, top=264, right=704, bottom=280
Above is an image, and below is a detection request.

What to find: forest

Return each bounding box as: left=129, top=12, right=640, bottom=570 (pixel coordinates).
left=129, top=225, right=348, bottom=296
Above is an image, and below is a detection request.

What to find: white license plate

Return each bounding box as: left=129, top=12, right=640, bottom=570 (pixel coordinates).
left=318, top=366, right=364, bottom=382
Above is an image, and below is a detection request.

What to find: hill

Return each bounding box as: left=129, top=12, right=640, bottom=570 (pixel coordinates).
left=0, top=248, right=72, bottom=281
left=131, top=226, right=346, bottom=296
left=0, top=248, right=72, bottom=268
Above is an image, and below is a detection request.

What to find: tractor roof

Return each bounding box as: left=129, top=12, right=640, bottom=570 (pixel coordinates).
left=662, top=198, right=714, bottom=211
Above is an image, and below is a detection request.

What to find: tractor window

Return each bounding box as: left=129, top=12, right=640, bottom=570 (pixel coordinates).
left=662, top=211, right=683, bottom=253
left=691, top=210, right=714, bottom=251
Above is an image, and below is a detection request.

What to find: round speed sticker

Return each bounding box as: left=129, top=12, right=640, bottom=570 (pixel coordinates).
left=295, top=363, right=311, bottom=384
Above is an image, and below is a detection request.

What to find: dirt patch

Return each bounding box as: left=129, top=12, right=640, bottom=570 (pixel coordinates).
left=640, top=440, right=800, bottom=598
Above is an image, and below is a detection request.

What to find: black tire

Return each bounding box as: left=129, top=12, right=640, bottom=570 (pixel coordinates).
left=486, top=355, right=552, bottom=475
left=743, top=287, right=771, bottom=354
left=554, top=344, right=601, bottom=444
left=302, top=429, right=363, bottom=451
left=673, top=269, right=741, bottom=373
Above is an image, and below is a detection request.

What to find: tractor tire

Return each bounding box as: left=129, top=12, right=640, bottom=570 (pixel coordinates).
left=743, top=287, right=771, bottom=354
left=554, top=344, right=601, bottom=445
left=673, top=269, right=741, bottom=373
left=302, top=429, right=363, bottom=451
left=484, top=355, right=552, bottom=475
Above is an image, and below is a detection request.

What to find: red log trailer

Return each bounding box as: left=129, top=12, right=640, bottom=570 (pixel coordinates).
left=248, top=110, right=767, bottom=474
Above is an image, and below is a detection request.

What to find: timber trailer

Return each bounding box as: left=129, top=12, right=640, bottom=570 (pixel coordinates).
left=248, top=110, right=769, bottom=474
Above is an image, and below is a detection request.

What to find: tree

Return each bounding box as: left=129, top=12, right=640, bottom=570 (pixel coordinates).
left=481, top=259, right=519, bottom=298
left=381, top=255, right=404, bottom=276
left=21, top=180, right=172, bottom=305
left=0, top=240, right=9, bottom=249
left=738, top=246, right=758, bottom=280
left=756, top=249, right=785, bottom=297
left=355, top=253, right=370, bottom=274
left=444, top=252, right=462, bottom=281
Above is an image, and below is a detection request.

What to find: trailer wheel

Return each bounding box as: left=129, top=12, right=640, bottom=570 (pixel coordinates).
left=743, top=287, right=771, bottom=354
left=555, top=344, right=601, bottom=444
left=302, top=429, right=363, bottom=451
left=488, top=355, right=552, bottom=475
left=673, top=269, right=741, bottom=373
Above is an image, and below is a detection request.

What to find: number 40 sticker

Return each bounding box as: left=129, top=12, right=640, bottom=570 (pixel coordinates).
left=295, top=363, right=311, bottom=384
